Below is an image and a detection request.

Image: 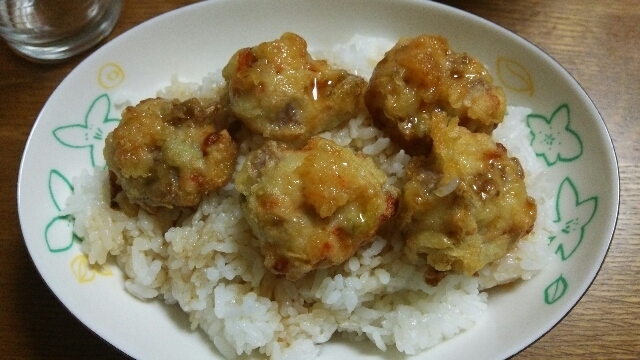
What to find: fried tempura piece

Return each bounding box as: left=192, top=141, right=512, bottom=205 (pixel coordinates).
left=365, top=34, right=506, bottom=155
left=400, top=119, right=536, bottom=276
left=235, top=137, right=398, bottom=281
left=222, top=32, right=367, bottom=143
left=104, top=97, right=238, bottom=212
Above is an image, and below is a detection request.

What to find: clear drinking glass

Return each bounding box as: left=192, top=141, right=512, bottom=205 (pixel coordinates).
left=0, top=0, right=123, bottom=62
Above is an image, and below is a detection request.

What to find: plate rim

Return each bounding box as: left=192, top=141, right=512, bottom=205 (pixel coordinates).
left=17, top=0, right=620, bottom=359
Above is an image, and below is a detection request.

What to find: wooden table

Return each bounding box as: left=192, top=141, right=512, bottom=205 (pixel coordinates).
left=1, top=0, right=638, bottom=358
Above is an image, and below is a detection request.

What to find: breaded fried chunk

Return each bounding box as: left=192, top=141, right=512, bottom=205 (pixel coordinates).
left=400, top=120, right=536, bottom=276
left=223, top=32, right=367, bottom=143
left=236, top=137, right=398, bottom=281
left=365, top=34, right=506, bottom=155
left=104, top=97, right=238, bottom=212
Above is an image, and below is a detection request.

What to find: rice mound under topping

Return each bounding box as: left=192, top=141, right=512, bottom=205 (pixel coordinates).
left=64, top=35, right=556, bottom=359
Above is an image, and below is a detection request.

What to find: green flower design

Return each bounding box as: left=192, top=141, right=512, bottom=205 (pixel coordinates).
left=45, top=170, right=78, bottom=253
left=527, top=104, right=583, bottom=166
left=549, top=177, right=598, bottom=261
left=52, top=94, right=120, bottom=167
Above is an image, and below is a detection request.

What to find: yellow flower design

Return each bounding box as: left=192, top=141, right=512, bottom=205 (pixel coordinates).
left=97, top=63, right=125, bottom=89
left=497, top=57, right=534, bottom=96
left=71, top=254, right=113, bottom=283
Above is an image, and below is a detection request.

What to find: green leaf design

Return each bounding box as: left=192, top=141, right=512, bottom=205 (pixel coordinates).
left=545, top=274, right=568, bottom=304
left=44, top=169, right=78, bottom=253
left=549, top=177, right=598, bottom=260
left=52, top=94, right=120, bottom=167
left=45, top=215, right=75, bottom=252
left=527, top=104, right=583, bottom=166
left=48, top=169, right=74, bottom=211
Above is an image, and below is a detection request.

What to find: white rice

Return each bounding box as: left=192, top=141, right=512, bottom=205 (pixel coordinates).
left=63, top=35, right=555, bottom=359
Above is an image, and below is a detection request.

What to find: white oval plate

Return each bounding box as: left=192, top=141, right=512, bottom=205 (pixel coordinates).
left=18, top=0, right=619, bottom=359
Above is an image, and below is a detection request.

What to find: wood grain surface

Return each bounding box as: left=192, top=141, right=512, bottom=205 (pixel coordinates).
left=1, top=0, right=638, bottom=359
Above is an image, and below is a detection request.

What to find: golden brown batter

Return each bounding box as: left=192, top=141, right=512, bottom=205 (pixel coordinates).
left=235, top=137, right=398, bottom=281
left=399, top=119, right=536, bottom=276
left=365, top=34, right=506, bottom=155
left=104, top=97, right=238, bottom=212
left=223, top=32, right=367, bottom=143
